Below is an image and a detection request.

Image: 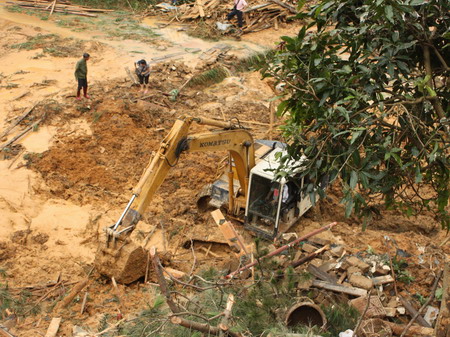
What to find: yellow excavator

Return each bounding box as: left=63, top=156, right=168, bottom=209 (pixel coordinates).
left=95, top=116, right=316, bottom=283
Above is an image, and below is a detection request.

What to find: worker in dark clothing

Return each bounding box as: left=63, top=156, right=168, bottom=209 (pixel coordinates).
left=75, top=53, right=90, bottom=100
left=227, top=0, right=247, bottom=28
left=134, top=59, right=151, bottom=94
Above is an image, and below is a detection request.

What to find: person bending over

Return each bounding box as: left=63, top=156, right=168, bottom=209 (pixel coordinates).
left=135, top=59, right=150, bottom=94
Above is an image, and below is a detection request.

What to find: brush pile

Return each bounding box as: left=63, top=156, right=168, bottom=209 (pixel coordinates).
left=6, top=0, right=114, bottom=17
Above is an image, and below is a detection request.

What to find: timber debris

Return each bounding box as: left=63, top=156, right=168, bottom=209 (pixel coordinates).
left=146, top=0, right=297, bottom=34
left=5, top=0, right=113, bottom=17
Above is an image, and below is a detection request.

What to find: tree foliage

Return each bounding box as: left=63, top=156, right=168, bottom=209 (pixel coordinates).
left=262, top=0, right=450, bottom=229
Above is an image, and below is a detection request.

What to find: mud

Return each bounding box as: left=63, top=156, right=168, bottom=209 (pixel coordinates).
left=0, top=4, right=448, bottom=337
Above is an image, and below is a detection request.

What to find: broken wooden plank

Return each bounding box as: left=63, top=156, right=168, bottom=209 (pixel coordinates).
left=48, top=0, right=57, bottom=16
left=307, top=264, right=338, bottom=284
left=399, top=296, right=432, bottom=328
left=196, top=0, right=205, bottom=17
left=211, top=209, right=249, bottom=257
left=44, top=317, right=61, bottom=337
left=312, top=279, right=367, bottom=297
left=269, top=0, right=296, bottom=14
left=372, top=275, right=394, bottom=285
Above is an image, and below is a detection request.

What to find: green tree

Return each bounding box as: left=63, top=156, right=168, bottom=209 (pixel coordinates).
left=261, top=0, right=449, bottom=229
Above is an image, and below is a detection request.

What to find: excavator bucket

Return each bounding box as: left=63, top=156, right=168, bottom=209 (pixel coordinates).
left=94, top=236, right=148, bottom=284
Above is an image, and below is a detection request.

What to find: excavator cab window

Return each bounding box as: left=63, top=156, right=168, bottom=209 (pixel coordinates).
left=245, top=174, right=284, bottom=237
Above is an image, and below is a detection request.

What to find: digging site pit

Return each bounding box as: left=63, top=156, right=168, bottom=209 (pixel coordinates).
left=0, top=2, right=448, bottom=337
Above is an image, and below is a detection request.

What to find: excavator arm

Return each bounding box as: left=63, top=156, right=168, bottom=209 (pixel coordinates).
left=105, top=116, right=255, bottom=245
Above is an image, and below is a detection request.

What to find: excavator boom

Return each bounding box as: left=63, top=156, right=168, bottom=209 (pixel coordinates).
left=105, top=116, right=255, bottom=245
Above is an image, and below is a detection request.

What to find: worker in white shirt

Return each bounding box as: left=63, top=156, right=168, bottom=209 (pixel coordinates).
left=227, top=0, right=247, bottom=28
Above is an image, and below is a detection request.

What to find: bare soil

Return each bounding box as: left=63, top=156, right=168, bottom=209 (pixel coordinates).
left=0, top=3, right=448, bottom=337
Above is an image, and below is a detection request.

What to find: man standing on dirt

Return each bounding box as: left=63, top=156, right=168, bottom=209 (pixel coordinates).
left=75, top=53, right=90, bottom=100
left=227, top=0, right=247, bottom=28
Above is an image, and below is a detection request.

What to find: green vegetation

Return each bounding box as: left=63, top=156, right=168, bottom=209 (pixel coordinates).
left=260, top=0, right=450, bottom=230
left=0, top=274, right=41, bottom=317
left=11, top=34, right=86, bottom=57
left=392, top=257, right=414, bottom=284
left=71, top=0, right=155, bottom=10
left=189, top=66, right=231, bottom=87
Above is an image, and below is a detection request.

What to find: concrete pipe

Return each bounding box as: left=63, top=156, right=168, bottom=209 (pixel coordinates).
left=285, top=302, right=327, bottom=330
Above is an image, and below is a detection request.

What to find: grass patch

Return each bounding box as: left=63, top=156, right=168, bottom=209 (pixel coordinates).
left=234, top=50, right=275, bottom=73
left=188, top=50, right=274, bottom=89
left=189, top=66, right=231, bottom=87
left=71, top=0, right=155, bottom=10
left=11, top=34, right=86, bottom=57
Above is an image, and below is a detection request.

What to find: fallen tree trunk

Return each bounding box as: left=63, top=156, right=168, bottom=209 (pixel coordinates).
left=385, top=321, right=434, bottom=337
left=54, top=278, right=88, bottom=312
left=170, top=316, right=242, bottom=337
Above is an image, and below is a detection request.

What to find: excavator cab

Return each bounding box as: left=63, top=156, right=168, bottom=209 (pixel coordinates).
left=244, top=149, right=313, bottom=239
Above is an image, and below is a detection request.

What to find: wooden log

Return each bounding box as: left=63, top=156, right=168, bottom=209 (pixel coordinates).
left=44, top=317, right=61, bottom=337
left=150, top=246, right=180, bottom=314
left=196, top=0, right=204, bottom=17
left=307, top=264, right=337, bottom=284
left=54, top=278, right=88, bottom=311
left=0, top=105, right=35, bottom=140
left=291, top=245, right=329, bottom=268
left=435, top=262, right=449, bottom=337
left=6, top=4, right=99, bottom=17
left=49, top=0, right=56, bottom=16
left=399, top=296, right=431, bottom=328
left=0, top=327, right=17, bottom=337
left=385, top=321, right=435, bottom=337
left=170, top=316, right=242, bottom=337
left=312, top=279, right=367, bottom=297
left=269, top=0, right=296, bottom=14
left=80, top=291, right=88, bottom=315
left=1, top=123, right=34, bottom=151
left=219, top=293, right=235, bottom=337
left=243, top=2, right=271, bottom=12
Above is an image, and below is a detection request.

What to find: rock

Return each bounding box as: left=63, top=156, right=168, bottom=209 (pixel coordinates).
left=344, top=256, right=370, bottom=273
left=348, top=274, right=373, bottom=290
left=423, top=306, right=439, bottom=326
left=330, top=245, right=344, bottom=257
left=73, top=325, right=90, bottom=336
left=347, top=266, right=362, bottom=276
left=397, top=306, right=406, bottom=315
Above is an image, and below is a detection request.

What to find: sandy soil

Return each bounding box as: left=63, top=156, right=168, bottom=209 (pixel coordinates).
left=0, top=3, right=448, bottom=336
